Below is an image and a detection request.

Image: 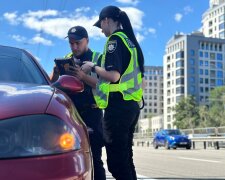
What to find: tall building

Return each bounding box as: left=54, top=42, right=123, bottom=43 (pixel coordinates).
left=202, top=0, right=225, bottom=38
left=163, top=32, right=225, bottom=129
left=140, top=66, right=164, bottom=120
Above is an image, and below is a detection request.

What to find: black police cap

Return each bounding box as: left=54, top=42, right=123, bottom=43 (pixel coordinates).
left=65, top=26, right=88, bottom=40
left=94, top=6, right=121, bottom=28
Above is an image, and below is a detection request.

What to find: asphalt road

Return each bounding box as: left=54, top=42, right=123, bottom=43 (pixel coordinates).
left=103, top=146, right=225, bottom=180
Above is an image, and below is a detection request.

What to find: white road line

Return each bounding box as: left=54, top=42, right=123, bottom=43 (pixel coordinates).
left=178, top=157, right=222, bottom=163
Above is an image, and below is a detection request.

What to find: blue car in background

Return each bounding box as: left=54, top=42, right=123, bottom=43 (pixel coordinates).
left=153, top=129, right=191, bottom=150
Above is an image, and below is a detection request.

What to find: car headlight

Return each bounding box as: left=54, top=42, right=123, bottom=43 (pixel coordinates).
left=169, top=136, right=175, bottom=140
left=0, top=114, right=81, bottom=159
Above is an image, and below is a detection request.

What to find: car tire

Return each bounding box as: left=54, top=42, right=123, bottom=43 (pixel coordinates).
left=173, top=147, right=177, bottom=150
left=186, top=146, right=191, bottom=150
left=165, top=141, right=170, bottom=150
left=153, top=140, right=158, bottom=149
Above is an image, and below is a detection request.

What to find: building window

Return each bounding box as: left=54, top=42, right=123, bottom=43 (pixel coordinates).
left=176, top=51, right=184, bottom=59
left=205, top=69, right=209, bottom=75
left=190, top=86, right=195, bottom=94
left=219, top=31, right=225, bottom=39
left=190, top=49, right=195, bottom=56
left=217, top=79, right=223, bottom=86
left=190, top=77, right=195, bottom=83
left=219, top=23, right=225, bottom=30
left=176, top=78, right=184, bottom=85
left=200, top=69, right=204, bottom=75
left=210, top=53, right=215, bottom=60
left=217, top=62, right=223, bottom=69
left=199, top=51, right=203, bottom=57
left=204, top=52, right=209, bottom=58
left=176, top=60, right=184, bottom=67
left=199, top=60, right=203, bottom=66
left=189, top=68, right=195, bottom=74
left=200, top=78, right=204, bottom=84
left=154, top=76, right=157, bottom=80
left=205, top=87, right=209, bottom=93
left=176, top=69, right=184, bottom=76
left=219, top=14, right=225, bottom=22
left=200, top=87, right=204, bottom=93
left=217, top=71, right=223, bottom=78
left=205, top=78, right=209, bottom=84
left=176, top=87, right=184, bottom=94
left=217, top=53, right=223, bottom=61
left=205, top=61, right=209, bottom=67
left=190, top=58, right=195, bottom=65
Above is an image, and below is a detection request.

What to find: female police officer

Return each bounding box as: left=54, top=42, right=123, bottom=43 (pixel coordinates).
left=82, top=6, right=144, bottom=180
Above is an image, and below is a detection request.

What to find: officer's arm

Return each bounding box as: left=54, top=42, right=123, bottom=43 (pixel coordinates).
left=81, top=74, right=98, bottom=88
left=95, top=67, right=120, bottom=83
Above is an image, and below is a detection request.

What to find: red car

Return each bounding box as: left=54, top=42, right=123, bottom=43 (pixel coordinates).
left=0, top=45, right=93, bottom=180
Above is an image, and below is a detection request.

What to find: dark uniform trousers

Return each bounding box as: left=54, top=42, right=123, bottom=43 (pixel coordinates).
left=77, top=107, right=106, bottom=180
left=103, top=94, right=140, bottom=180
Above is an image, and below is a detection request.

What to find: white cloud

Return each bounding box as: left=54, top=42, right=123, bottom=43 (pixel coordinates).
left=11, top=35, right=26, bottom=42
left=136, top=32, right=144, bottom=43
left=116, top=0, right=139, bottom=6
left=4, top=7, right=145, bottom=40
left=174, top=13, right=183, bottom=22
left=148, top=28, right=156, bottom=34
left=30, top=34, right=53, bottom=46
left=120, top=7, right=144, bottom=30
left=10, top=34, right=53, bottom=46
left=75, top=7, right=91, bottom=13
left=24, top=9, right=59, bottom=19
left=3, top=12, right=18, bottom=25
left=184, top=6, right=193, bottom=15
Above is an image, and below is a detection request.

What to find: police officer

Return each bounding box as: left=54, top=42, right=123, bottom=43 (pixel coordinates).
left=82, top=6, right=144, bottom=180
left=50, top=26, right=106, bottom=180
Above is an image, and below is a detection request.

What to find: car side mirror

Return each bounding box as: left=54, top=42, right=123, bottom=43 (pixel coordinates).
left=52, top=75, right=84, bottom=94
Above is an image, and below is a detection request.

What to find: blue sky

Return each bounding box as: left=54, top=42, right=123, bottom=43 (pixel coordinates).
left=0, top=0, right=209, bottom=74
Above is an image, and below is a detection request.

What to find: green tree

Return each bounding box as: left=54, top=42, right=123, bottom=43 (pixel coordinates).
left=208, top=86, right=225, bottom=126
left=199, top=105, right=211, bottom=127
left=172, top=96, right=200, bottom=129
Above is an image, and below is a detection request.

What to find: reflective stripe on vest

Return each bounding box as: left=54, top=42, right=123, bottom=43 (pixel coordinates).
left=94, top=32, right=143, bottom=109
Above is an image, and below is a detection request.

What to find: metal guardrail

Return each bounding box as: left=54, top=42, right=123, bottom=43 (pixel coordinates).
left=134, top=126, right=225, bottom=139
left=133, top=127, right=225, bottom=149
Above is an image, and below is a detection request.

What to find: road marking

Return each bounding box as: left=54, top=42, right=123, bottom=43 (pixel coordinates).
left=178, top=157, right=222, bottom=163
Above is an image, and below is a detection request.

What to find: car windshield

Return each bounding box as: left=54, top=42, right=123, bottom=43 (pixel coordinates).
left=0, top=46, right=47, bottom=85
left=166, top=130, right=182, bottom=135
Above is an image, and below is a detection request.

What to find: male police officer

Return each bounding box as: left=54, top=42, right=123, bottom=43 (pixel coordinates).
left=50, top=26, right=106, bottom=180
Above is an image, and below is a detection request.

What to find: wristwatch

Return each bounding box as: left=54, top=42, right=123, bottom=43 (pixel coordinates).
left=91, top=64, right=97, bottom=73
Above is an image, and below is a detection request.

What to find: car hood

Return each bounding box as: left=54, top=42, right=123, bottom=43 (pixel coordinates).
left=169, top=135, right=189, bottom=140
left=0, top=83, right=54, bottom=120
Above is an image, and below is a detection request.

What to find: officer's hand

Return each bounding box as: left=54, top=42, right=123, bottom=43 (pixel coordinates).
left=53, top=65, right=60, bottom=76
left=81, top=61, right=94, bottom=74
left=66, top=65, right=85, bottom=80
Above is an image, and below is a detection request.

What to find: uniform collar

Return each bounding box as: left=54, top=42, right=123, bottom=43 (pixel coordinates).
left=74, top=49, right=92, bottom=61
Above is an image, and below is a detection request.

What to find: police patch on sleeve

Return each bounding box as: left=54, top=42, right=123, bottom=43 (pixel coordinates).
left=107, top=40, right=117, bottom=53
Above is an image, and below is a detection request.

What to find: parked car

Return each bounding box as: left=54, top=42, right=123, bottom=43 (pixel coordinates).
left=153, top=129, right=191, bottom=150
left=0, top=45, right=93, bottom=180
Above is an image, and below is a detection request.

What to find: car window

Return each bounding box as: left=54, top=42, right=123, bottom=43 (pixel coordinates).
left=166, top=130, right=182, bottom=135
left=0, top=46, right=48, bottom=85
